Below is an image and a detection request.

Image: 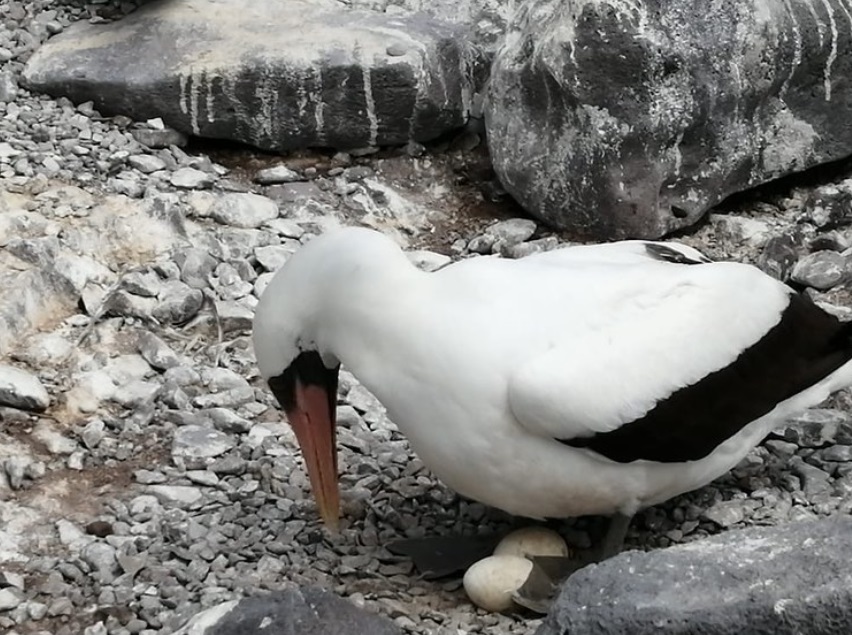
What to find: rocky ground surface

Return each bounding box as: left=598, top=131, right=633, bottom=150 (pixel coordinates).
left=3, top=2, right=852, bottom=635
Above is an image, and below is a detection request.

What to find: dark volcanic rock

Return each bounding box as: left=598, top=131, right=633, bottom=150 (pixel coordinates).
left=174, top=587, right=402, bottom=635
left=22, top=0, right=485, bottom=151
left=536, top=516, right=852, bottom=635
left=487, top=0, right=852, bottom=239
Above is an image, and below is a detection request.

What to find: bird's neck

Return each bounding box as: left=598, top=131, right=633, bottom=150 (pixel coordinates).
left=316, top=255, right=425, bottom=385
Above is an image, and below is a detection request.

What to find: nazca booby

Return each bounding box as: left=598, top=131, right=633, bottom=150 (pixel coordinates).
left=252, top=227, right=852, bottom=554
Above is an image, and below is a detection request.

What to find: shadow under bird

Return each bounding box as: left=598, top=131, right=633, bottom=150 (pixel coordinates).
left=252, top=227, right=852, bottom=567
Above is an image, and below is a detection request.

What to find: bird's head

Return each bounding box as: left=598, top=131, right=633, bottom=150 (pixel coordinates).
left=252, top=227, right=411, bottom=530
left=252, top=235, right=345, bottom=531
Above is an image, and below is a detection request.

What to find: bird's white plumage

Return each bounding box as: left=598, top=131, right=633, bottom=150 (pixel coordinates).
left=253, top=227, right=852, bottom=519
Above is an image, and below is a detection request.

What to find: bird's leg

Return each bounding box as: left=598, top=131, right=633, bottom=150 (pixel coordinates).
left=598, top=511, right=633, bottom=560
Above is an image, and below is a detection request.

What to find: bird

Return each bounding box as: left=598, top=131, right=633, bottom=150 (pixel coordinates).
left=252, top=226, right=852, bottom=561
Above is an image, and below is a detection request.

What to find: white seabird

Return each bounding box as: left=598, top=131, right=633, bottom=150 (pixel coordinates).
left=252, top=227, right=852, bottom=555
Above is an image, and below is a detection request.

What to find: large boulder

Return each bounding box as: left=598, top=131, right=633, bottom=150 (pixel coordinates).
left=22, top=0, right=487, bottom=151
left=174, top=587, right=402, bottom=635
left=487, top=0, right=852, bottom=239
left=536, top=516, right=852, bottom=635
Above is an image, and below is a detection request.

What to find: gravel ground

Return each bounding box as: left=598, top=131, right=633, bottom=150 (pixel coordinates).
left=3, top=2, right=852, bottom=635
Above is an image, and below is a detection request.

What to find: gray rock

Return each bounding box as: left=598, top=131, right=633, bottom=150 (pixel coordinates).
left=0, top=364, right=49, bottom=411
left=128, top=154, right=166, bottom=174
left=700, top=499, right=746, bottom=528
left=215, top=300, right=254, bottom=333
left=254, top=244, right=298, bottom=272
left=80, top=542, right=118, bottom=579
left=80, top=418, right=106, bottom=450
left=211, top=193, right=279, bottom=229
left=153, top=280, right=204, bottom=324
left=173, top=425, right=236, bottom=459
left=170, top=167, right=215, bottom=189
left=22, top=0, right=483, bottom=152
left=778, top=409, right=852, bottom=448
left=790, top=251, right=846, bottom=290
left=487, top=218, right=537, bottom=245
left=137, top=332, right=181, bottom=370
left=175, top=248, right=219, bottom=289
left=120, top=270, right=162, bottom=297
left=255, top=165, right=302, bottom=184
left=538, top=517, right=852, bottom=635
left=174, top=587, right=402, bottom=635
left=487, top=0, right=852, bottom=239
left=132, top=126, right=188, bottom=149
left=0, top=587, right=24, bottom=611
left=147, top=485, right=203, bottom=508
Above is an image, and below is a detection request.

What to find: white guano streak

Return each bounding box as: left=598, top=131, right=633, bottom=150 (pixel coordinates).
left=362, top=64, right=379, bottom=147
left=780, top=0, right=802, bottom=98
left=817, top=0, right=838, bottom=100
left=314, top=65, right=325, bottom=144
left=803, top=0, right=826, bottom=46
left=178, top=70, right=202, bottom=135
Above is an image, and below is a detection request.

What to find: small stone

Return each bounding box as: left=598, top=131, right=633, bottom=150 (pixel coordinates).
left=132, top=127, right=188, bottom=148
left=215, top=300, right=254, bottom=332
left=81, top=418, right=106, bottom=449
left=81, top=542, right=118, bottom=578
left=210, top=193, right=279, bottom=229
left=487, top=219, right=537, bottom=245
left=27, top=601, right=48, bottom=620
left=263, top=218, right=305, bottom=240
left=175, top=248, right=219, bottom=289
left=153, top=281, right=204, bottom=324
left=0, top=365, right=49, bottom=411
left=47, top=596, right=73, bottom=616
left=137, top=332, right=181, bottom=370
left=0, top=588, right=24, bottom=611
left=205, top=408, right=253, bottom=433
left=701, top=499, right=747, bottom=527
left=121, top=270, right=162, bottom=297
left=255, top=165, right=302, bottom=184
left=85, top=521, right=113, bottom=538
left=255, top=243, right=298, bottom=272
left=134, top=469, right=167, bottom=484
left=171, top=167, right=214, bottom=189
left=790, top=251, right=846, bottom=290
left=147, top=485, right=203, bottom=507
left=186, top=470, right=220, bottom=486
left=173, top=425, right=236, bottom=459
left=128, top=154, right=166, bottom=174
left=820, top=445, right=852, bottom=462
left=0, top=571, right=24, bottom=590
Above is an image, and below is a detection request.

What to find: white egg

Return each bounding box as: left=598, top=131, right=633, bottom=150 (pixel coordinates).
left=463, top=555, right=534, bottom=612
left=493, top=526, right=570, bottom=559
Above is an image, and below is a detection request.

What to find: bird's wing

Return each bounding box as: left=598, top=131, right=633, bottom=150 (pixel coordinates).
left=524, top=240, right=713, bottom=267
left=507, top=260, right=851, bottom=463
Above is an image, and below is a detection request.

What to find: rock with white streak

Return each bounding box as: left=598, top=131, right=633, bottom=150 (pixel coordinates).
left=487, top=0, right=852, bottom=239
left=21, top=0, right=484, bottom=152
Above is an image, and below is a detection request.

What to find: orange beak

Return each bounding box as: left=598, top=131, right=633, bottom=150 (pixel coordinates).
left=267, top=352, right=340, bottom=531
left=286, top=380, right=340, bottom=531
